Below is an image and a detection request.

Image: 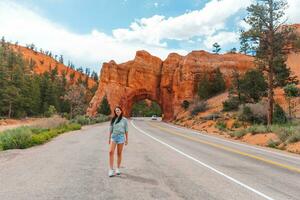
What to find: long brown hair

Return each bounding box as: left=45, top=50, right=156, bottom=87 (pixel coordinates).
left=110, top=106, right=123, bottom=125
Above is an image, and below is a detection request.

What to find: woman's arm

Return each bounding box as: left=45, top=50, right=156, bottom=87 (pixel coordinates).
left=109, top=124, right=113, bottom=144
left=109, top=131, right=112, bottom=144
left=125, top=132, right=128, bottom=145
left=124, top=119, right=128, bottom=145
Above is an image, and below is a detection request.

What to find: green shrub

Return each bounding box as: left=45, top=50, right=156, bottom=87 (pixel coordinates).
left=247, top=124, right=270, bottom=134
left=92, top=114, right=110, bottom=123
left=287, top=132, right=300, bottom=144
left=191, top=101, right=207, bottom=116
left=62, top=112, right=71, bottom=120
left=216, top=121, right=227, bottom=131
left=238, top=106, right=253, bottom=121
left=267, top=139, right=280, bottom=148
left=272, top=103, right=287, bottom=124
left=238, top=103, right=267, bottom=124
left=62, top=123, right=81, bottom=131
left=71, top=115, right=90, bottom=125
left=44, top=105, right=57, bottom=117
left=31, top=133, right=48, bottom=145
left=201, top=113, right=221, bottom=120
left=30, top=127, right=49, bottom=134
left=0, top=127, right=33, bottom=150
left=231, top=129, right=247, bottom=138
left=181, top=100, right=190, bottom=110
left=0, top=123, right=81, bottom=150
left=222, top=97, right=240, bottom=111
left=274, top=127, right=293, bottom=143
left=0, top=141, right=3, bottom=151
left=232, top=120, right=242, bottom=128
left=70, top=115, right=110, bottom=125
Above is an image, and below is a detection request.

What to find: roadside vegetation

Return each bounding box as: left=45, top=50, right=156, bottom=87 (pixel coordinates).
left=0, top=123, right=81, bottom=151
left=0, top=86, right=112, bottom=152
left=174, top=0, right=300, bottom=153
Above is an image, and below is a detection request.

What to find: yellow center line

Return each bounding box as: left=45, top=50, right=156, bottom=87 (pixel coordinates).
left=147, top=122, right=300, bottom=174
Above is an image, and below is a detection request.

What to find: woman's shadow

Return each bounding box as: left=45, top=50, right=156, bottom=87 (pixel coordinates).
left=116, top=173, right=158, bottom=185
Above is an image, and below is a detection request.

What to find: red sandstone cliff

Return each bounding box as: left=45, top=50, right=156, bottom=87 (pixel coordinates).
left=87, top=50, right=255, bottom=121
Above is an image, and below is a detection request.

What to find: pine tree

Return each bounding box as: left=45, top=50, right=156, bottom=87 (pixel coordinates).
left=212, top=42, right=221, bottom=54
left=2, top=86, right=20, bottom=118
left=211, top=68, right=226, bottom=94
left=273, top=103, right=287, bottom=124
left=59, top=55, right=64, bottom=64
left=241, top=0, right=299, bottom=125
left=198, top=73, right=211, bottom=99
left=283, top=83, right=299, bottom=119
left=228, top=48, right=237, bottom=53
left=197, top=69, right=226, bottom=100
left=85, top=68, right=90, bottom=77
left=239, top=33, right=252, bottom=55
left=97, top=95, right=111, bottom=115
left=91, top=71, right=99, bottom=82
left=77, top=67, right=83, bottom=73
left=240, top=69, right=267, bottom=103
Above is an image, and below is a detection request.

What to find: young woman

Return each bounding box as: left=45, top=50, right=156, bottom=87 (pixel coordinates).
left=108, top=106, right=128, bottom=177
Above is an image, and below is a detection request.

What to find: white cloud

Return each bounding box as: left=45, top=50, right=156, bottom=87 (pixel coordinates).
left=113, top=0, right=252, bottom=46
left=1, top=0, right=298, bottom=73
left=203, top=32, right=239, bottom=49
left=287, top=0, right=300, bottom=23
left=0, top=1, right=187, bottom=72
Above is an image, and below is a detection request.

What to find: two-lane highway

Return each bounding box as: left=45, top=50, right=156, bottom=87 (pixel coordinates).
left=0, top=118, right=299, bottom=200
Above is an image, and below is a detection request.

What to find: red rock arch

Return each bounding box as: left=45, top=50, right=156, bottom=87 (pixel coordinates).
left=120, top=89, right=163, bottom=117
left=87, top=50, right=254, bottom=121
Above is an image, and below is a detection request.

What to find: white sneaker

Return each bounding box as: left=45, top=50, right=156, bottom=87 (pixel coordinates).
left=115, top=168, right=121, bottom=175
left=108, top=169, right=114, bottom=177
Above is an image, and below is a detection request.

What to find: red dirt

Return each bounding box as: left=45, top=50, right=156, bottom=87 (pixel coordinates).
left=286, top=142, right=300, bottom=154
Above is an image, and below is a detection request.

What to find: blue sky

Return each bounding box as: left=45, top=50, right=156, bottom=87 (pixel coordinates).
left=0, top=0, right=299, bottom=73
left=21, top=0, right=210, bottom=34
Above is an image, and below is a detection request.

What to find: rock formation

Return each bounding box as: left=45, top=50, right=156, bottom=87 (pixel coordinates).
left=87, top=50, right=254, bottom=121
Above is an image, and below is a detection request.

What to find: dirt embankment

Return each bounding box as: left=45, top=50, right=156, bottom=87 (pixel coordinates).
left=173, top=91, right=300, bottom=155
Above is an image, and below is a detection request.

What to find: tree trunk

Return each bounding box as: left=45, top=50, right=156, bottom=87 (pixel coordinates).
left=8, top=102, right=12, bottom=118
left=70, top=104, right=73, bottom=119
left=288, top=98, right=291, bottom=119
left=267, top=75, right=274, bottom=125
left=267, top=1, right=274, bottom=126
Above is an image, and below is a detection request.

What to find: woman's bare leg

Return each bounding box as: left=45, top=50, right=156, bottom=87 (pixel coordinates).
left=109, top=142, right=117, bottom=169
left=117, top=143, right=124, bottom=168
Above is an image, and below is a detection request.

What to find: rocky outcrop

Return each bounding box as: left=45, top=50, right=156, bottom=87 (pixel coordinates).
left=87, top=50, right=255, bottom=121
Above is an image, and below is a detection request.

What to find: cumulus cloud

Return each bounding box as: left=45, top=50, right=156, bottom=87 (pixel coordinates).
left=113, top=0, right=252, bottom=46
left=287, top=0, right=300, bottom=23
left=0, top=0, right=298, bottom=72
left=0, top=1, right=187, bottom=72
left=203, top=32, right=239, bottom=49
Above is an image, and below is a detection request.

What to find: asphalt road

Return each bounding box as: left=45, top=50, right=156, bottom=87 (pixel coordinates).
left=0, top=118, right=300, bottom=200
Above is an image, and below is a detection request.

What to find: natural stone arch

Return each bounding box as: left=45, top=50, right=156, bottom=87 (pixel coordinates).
left=120, top=89, right=163, bottom=118
left=87, top=50, right=254, bottom=121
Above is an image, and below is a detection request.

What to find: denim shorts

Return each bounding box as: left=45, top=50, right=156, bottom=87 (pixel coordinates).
left=111, top=134, right=125, bottom=144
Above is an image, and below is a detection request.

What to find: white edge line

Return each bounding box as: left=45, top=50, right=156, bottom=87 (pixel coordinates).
left=162, top=122, right=300, bottom=161
left=131, top=120, right=275, bottom=200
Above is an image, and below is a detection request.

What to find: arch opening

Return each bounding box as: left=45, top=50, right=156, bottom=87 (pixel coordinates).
left=131, top=98, right=162, bottom=117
